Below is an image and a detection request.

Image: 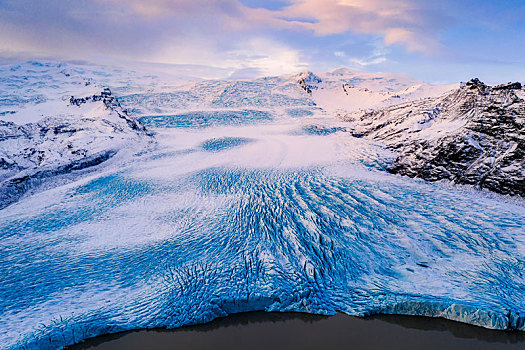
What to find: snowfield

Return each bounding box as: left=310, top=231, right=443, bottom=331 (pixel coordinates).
left=0, top=61, right=524, bottom=349
left=0, top=62, right=152, bottom=208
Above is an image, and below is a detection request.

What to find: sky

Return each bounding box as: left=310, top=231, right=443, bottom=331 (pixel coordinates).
left=0, top=0, right=524, bottom=83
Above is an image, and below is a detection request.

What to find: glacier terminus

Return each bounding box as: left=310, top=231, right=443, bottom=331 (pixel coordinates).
left=0, top=62, right=524, bottom=349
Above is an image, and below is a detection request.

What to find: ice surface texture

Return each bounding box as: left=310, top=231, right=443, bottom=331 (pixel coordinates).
left=1, top=116, right=525, bottom=350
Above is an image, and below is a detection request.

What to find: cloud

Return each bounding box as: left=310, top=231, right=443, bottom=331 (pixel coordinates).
left=345, top=41, right=390, bottom=69
left=100, top=0, right=278, bottom=29
left=274, top=0, right=449, bottom=52
left=349, top=56, right=387, bottom=67
left=0, top=0, right=451, bottom=78
left=152, top=37, right=307, bottom=76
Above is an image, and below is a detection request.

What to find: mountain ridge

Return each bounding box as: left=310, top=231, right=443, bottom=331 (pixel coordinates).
left=343, top=78, right=525, bottom=196
left=0, top=60, right=523, bottom=200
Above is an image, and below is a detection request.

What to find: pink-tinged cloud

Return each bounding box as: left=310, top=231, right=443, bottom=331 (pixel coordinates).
left=103, top=0, right=447, bottom=53
left=273, top=0, right=446, bottom=52
left=0, top=0, right=450, bottom=75
left=101, top=0, right=286, bottom=31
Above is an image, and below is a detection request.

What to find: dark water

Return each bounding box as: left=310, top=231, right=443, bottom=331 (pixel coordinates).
left=69, top=312, right=525, bottom=350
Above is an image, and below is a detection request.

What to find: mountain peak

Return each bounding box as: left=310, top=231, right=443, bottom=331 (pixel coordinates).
left=294, top=70, right=322, bottom=84
left=465, top=77, right=485, bottom=87
left=295, top=71, right=322, bottom=94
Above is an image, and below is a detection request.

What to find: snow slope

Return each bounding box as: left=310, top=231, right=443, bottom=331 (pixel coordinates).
left=0, top=62, right=152, bottom=208
left=293, top=69, right=458, bottom=114
left=342, top=79, right=525, bottom=196
left=115, top=67, right=457, bottom=117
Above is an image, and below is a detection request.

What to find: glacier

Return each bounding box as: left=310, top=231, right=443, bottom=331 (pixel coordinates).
left=1, top=62, right=525, bottom=349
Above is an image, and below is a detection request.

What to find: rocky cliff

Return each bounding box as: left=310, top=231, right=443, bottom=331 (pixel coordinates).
left=343, top=79, right=525, bottom=196
left=0, top=88, right=151, bottom=208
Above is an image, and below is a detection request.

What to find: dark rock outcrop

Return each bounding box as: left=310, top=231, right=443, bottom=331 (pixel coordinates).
left=296, top=71, right=322, bottom=94
left=70, top=88, right=148, bottom=133
left=344, top=79, right=525, bottom=197
left=0, top=150, right=116, bottom=209
left=494, top=82, right=522, bottom=90
left=0, top=89, right=151, bottom=208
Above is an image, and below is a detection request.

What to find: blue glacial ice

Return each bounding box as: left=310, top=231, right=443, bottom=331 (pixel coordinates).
left=1, top=113, right=525, bottom=349
left=138, top=109, right=272, bottom=129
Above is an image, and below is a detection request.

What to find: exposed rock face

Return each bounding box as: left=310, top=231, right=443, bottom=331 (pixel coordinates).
left=296, top=71, right=322, bottom=94
left=0, top=89, right=151, bottom=208
left=69, top=88, right=147, bottom=132
left=343, top=79, right=525, bottom=197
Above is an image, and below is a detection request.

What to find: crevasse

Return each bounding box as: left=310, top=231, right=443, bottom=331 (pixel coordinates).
left=1, top=117, right=524, bottom=349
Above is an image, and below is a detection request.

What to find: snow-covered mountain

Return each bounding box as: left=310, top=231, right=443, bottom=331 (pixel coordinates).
left=0, top=62, right=152, bottom=208
left=342, top=78, right=525, bottom=196
left=1, top=61, right=524, bottom=205
left=115, top=68, right=457, bottom=117
left=1, top=61, right=523, bottom=204
left=294, top=69, right=458, bottom=114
